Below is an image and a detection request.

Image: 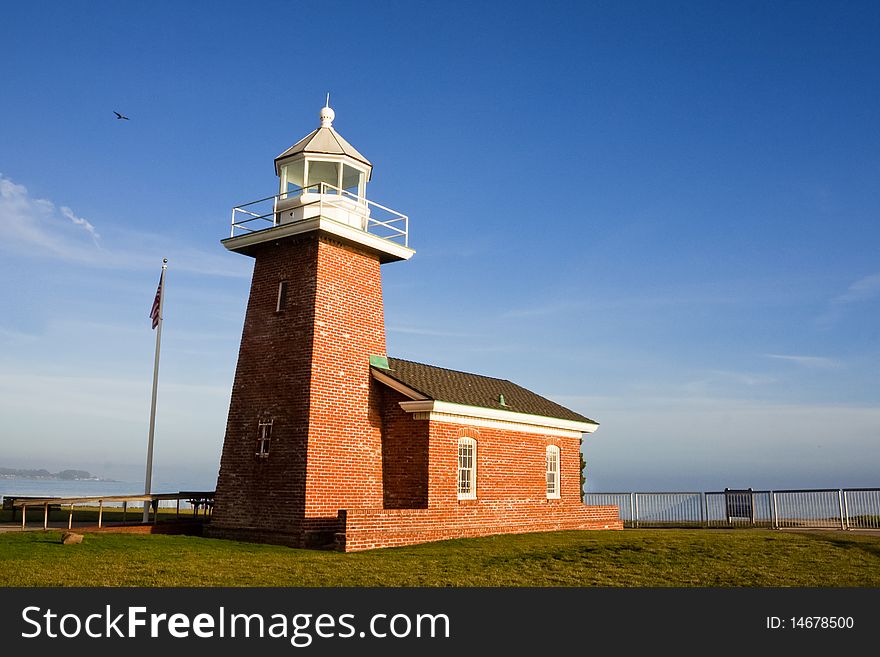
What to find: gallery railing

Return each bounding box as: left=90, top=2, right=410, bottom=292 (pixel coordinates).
left=230, top=182, right=409, bottom=246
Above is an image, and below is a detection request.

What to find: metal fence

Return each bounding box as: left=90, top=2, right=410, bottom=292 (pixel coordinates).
left=585, top=488, right=880, bottom=530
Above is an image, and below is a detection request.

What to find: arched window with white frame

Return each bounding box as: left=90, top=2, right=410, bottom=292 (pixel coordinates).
left=546, top=445, right=560, bottom=499
left=457, top=437, right=477, bottom=500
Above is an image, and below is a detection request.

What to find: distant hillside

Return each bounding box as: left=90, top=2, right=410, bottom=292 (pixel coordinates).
left=0, top=468, right=113, bottom=481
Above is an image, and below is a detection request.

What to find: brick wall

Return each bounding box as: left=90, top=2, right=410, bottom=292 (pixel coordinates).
left=210, top=234, right=388, bottom=546
left=379, top=386, right=429, bottom=508
left=303, top=237, right=386, bottom=523
left=331, top=405, right=620, bottom=551
left=210, top=236, right=318, bottom=542
left=425, top=421, right=583, bottom=508
left=337, top=504, right=623, bottom=551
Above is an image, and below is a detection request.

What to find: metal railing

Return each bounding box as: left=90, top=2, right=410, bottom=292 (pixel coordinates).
left=585, top=488, right=880, bottom=530
left=230, top=182, right=409, bottom=247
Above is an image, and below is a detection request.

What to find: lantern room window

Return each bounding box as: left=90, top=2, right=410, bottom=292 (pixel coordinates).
left=307, top=160, right=339, bottom=189
left=342, top=163, right=364, bottom=196
left=280, top=162, right=304, bottom=197
left=279, top=159, right=366, bottom=199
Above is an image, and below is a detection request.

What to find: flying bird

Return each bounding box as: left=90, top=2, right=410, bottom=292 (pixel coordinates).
left=114, top=111, right=130, bottom=120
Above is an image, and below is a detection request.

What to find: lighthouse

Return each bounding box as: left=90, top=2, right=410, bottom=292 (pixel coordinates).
left=209, top=104, right=412, bottom=548
left=209, top=104, right=621, bottom=550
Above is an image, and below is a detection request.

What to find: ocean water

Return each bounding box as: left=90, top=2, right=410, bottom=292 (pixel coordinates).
left=0, top=478, right=216, bottom=508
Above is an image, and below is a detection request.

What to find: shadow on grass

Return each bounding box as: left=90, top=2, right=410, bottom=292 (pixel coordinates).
left=793, top=531, right=880, bottom=560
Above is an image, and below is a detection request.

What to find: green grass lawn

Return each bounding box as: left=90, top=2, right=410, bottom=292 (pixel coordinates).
left=1, top=529, right=878, bottom=587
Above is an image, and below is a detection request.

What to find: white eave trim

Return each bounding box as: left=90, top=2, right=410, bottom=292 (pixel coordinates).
left=398, top=400, right=599, bottom=436
left=222, top=216, right=415, bottom=262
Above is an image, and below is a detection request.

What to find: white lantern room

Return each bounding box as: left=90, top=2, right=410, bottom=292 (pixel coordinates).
left=224, top=102, right=413, bottom=263
left=274, top=104, right=372, bottom=224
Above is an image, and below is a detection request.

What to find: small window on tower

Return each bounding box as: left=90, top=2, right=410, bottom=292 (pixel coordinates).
left=256, top=420, right=273, bottom=458
left=276, top=281, right=288, bottom=312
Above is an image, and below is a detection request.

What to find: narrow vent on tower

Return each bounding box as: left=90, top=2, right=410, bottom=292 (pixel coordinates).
left=276, top=281, right=288, bottom=312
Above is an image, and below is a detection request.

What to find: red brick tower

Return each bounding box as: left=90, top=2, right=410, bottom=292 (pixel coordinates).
left=208, top=104, right=413, bottom=546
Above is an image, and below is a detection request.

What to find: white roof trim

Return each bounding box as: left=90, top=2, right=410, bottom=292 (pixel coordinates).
left=273, top=150, right=373, bottom=178
left=398, top=400, right=598, bottom=434
left=409, top=410, right=585, bottom=439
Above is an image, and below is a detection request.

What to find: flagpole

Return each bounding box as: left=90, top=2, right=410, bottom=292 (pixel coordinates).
left=144, top=258, right=167, bottom=522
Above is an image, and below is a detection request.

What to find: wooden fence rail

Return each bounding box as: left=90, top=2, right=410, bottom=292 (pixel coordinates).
left=4, top=491, right=214, bottom=530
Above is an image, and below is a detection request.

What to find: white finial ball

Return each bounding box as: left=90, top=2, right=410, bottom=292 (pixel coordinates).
left=320, top=105, right=335, bottom=128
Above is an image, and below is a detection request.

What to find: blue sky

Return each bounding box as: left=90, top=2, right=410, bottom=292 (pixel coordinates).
left=1, top=1, right=878, bottom=491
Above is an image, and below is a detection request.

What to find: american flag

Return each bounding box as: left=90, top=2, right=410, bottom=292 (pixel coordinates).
left=150, top=271, right=163, bottom=329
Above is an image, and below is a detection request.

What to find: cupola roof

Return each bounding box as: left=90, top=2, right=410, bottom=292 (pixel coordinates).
left=274, top=104, right=372, bottom=171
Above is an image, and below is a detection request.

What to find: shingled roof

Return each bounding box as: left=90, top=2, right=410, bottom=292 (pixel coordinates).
left=275, top=125, right=372, bottom=168
left=374, top=357, right=597, bottom=425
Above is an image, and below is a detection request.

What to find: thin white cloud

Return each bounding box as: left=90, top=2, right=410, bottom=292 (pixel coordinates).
left=571, top=392, right=880, bottom=489
left=835, top=273, right=880, bottom=304
left=502, top=301, right=584, bottom=319
left=501, top=288, right=750, bottom=320
left=0, top=173, right=248, bottom=278
left=765, top=354, right=842, bottom=369
left=0, top=369, right=230, bottom=466
left=49, top=318, right=236, bottom=343
left=817, top=273, right=880, bottom=327
left=60, top=206, right=100, bottom=244
left=0, top=174, right=100, bottom=262
left=0, top=326, right=41, bottom=342
left=707, top=369, right=778, bottom=386
left=388, top=325, right=481, bottom=338
left=679, top=369, right=777, bottom=396
left=0, top=371, right=230, bottom=430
